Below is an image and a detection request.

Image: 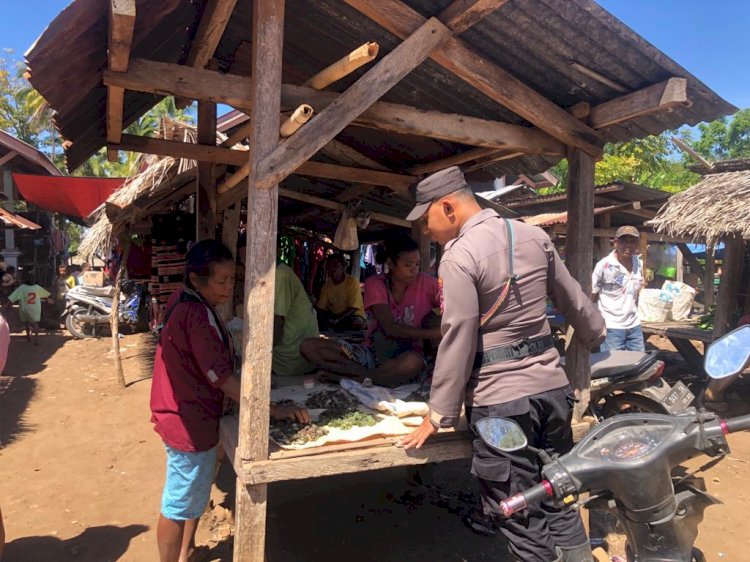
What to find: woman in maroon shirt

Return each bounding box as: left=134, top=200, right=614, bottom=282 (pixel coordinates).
left=150, top=240, right=308, bottom=562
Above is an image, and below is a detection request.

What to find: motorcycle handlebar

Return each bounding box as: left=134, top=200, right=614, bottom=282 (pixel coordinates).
left=725, top=414, right=750, bottom=433
left=500, top=481, right=553, bottom=517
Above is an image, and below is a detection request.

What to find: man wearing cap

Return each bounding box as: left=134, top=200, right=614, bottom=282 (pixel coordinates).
left=399, top=166, right=604, bottom=562
left=592, top=226, right=645, bottom=352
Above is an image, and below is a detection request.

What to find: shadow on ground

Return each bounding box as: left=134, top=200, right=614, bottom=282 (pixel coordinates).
left=205, top=459, right=509, bottom=562
left=3, top=524, right=148, bottom=562
left=0, top=333, right=71, bottom=447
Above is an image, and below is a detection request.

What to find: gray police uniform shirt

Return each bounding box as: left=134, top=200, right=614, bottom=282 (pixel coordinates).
left=430, top=209, right=605, bottom=427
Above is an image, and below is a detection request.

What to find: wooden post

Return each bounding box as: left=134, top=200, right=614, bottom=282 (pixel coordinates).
left=111, top=230, right=132, bottom=388
left=197, top=100, right=217, bottom=240
left=596, top=212, right=610, bottom=260
left=218, top=203, right=241, bottom=321
left=234, top=1, right=284, bottom=561
left=411, top=222, right=430, bottom=272
left=639, top=234, right=649, bottom=286
left=713, top=234, right=745, bottom=339
left=704, top=246, right=715, bottom=308
left=564, top=147, right=595, bottom=420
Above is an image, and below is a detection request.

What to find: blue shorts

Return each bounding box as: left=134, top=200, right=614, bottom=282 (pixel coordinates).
left=600, top=325, right=645, bottom=352
left=161, top=445, right=217, bottom=521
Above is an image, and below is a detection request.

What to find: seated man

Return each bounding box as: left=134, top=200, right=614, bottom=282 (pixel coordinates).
left=301, top=235, right=441, bottom=386
left=273, top=261, right=320, bottom=376
left=316, top=254, right=366, bottom=332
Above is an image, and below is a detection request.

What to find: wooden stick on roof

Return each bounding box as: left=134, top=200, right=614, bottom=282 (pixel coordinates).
left=279, top=104, right=314, bottom=138
left=303, top=42, right=379, bottom=90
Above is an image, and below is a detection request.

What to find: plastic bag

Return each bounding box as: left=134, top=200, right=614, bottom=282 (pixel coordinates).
left=638, top=288, right=672, bottom=322
left=662, top=280, right=696, bottom=321
left=339, top=379, right=429, bottom=418
left=333, top=207, right=359, bottom=251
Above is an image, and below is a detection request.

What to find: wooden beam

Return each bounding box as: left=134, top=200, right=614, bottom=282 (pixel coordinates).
left=704, top=248, right=715, bottom=308
left=303, top=42, right=379, bottom=90
left=588, top=78, right=689, bottom=129
left=676, top=242, right=706, bottom=280
left=551, top=225, right=702, bottom=244
left=241, top=435, right=473, bottom=484
left=412, top=222, right=431, bottom=271
left=234, top=0, right=284, bottom=559
left=672, top=136, right=713, bottom=170
left=409, top=147, right=501, bottom=175
left=255, top=19, right=453, bottom=191
left=281, top=85, right=566, bottom=155
left=218, top=202, right=241, bottom=320
left=567, top=102, right=591, bottom=120
left=438, top=0, right=509, bottom=35
left=110, top=134, right=247, bottom=166
left=293, top=161, right=414, bottom=192
left=277, top=187, right=411, bottom=228
left=0, top=151, right=19, bottom=168
left=105, top=60, right=563, bottom=155
left=175, top=0, right=238, bottom=107
left=196, top=100, right=217, bottom=240
left=106, top=0, right=135, bottom=147
left=564, top=147, right=595, bottom=420
left=108, top=0, right=136, bottom=73
left=341, top=0, right=602, bottom=157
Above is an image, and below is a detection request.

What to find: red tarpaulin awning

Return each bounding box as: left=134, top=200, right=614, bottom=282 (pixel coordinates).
left=13, top=174, right=125, bottom=218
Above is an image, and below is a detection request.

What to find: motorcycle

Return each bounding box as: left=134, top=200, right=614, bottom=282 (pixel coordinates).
left=63, top=280, right=149, bottom=339
left=583, top=350, right=694, bottom=418
left=475, top=324, right=750, bottom=561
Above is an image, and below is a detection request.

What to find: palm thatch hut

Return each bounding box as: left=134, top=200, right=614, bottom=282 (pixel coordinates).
left=651, top=158, right=750, bottom=337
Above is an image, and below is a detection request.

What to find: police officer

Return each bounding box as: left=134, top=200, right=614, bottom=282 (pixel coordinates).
left=400, top=167, right=605, bottom=562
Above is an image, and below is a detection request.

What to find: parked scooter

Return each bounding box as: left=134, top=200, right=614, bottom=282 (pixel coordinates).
left=584, top=350, right=694, bottom=418
left=63, top=280, right=149, bottom=339
left=476, top=325, right=750, bottom=562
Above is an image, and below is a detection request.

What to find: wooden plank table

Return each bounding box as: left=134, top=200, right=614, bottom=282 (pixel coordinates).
left=641, top=320, right=713, bottom=375
left=219, top=413, right=473, bottom=486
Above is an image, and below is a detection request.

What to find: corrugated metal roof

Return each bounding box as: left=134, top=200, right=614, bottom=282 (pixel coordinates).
left=26, top=0, right=735, bottom=176
left=0, top=207, right=42, bottom=230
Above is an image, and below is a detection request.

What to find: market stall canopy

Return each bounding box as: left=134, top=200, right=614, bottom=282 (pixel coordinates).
left=0, top=207, right=42, bottom=230
left=25, top=0, right=735, bottom=177
left=13, top=174, right=125, bottom=219
left=0, top=130, right=60, bottom=176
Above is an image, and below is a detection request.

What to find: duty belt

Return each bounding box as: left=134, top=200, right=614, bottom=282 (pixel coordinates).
left=473, top=334, right=554, bottom=369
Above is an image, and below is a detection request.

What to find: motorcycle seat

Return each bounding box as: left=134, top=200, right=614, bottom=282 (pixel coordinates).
left=588, top=350, right=658, bottom=379
left=73, top=285, right=115, bottom=297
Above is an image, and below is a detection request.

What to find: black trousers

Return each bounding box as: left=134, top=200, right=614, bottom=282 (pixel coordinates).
left=467, top=385, right=588, bottom=562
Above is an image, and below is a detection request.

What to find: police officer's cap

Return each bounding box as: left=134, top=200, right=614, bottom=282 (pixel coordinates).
left=405, top=166, right=468, bottom=221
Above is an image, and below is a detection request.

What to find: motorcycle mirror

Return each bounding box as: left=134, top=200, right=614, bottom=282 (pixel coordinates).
left=704, top=325, right=750, bottom=379
left=475, top=417, right=528, bottom=453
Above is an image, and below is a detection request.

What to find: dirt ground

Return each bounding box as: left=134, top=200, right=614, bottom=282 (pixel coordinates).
left=1, top=330, right=749, bottom=561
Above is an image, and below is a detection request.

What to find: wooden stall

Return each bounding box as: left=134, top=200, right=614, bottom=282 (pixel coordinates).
left=26, top=1, right=736, bottom=559
left=651, top=159, right=750, bottom=366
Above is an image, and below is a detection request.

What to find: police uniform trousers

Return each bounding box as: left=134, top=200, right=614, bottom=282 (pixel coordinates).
left=467, top=384, right=588, bottom=561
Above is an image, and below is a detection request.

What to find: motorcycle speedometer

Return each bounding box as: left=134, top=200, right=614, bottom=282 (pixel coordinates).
left=580, top=423, right=672, bottom=463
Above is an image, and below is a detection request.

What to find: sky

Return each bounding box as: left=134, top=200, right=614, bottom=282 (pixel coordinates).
left=1, top=0, right=749, bottom=111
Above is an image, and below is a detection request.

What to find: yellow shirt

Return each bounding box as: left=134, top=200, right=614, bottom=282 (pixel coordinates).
left=318, top=275, right=365, bottom=318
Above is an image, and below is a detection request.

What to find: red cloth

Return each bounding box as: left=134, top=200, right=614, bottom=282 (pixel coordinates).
left=150, top=289, right=234, bottom=452
left=13, top=174, right=124, bottom=218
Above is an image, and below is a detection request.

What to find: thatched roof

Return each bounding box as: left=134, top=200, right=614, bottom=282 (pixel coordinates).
left=77, top=119, right=208, bottom=260
left=650, top=170, right=750, bottom=245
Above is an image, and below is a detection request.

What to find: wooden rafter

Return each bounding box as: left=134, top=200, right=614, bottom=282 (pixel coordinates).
left=106, top=0, right=135, bottom=150
left=438, top=0, right=510, bottom=35
left=587, top=78, right=689, bottom=129
left=341, top=0, right=602, bottom=157
left=104, top=60, right=564, bottom=155
left=227, top=17, right=454, bottom=202
left=109, top=134, right=415, bottom=192
left=409, top=147, right=503, bottom=175
left=0, top=151, right=19, bottom=168
left=176, top=0, right=238, bottom=107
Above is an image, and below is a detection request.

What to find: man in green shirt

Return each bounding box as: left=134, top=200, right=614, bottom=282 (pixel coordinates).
left=273, top=263, right=319, bottom=376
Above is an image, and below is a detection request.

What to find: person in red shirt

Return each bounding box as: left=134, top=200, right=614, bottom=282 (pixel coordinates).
left=150, top=240, right=308, bottom=562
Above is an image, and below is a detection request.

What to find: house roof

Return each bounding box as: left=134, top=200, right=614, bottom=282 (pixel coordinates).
left=0, top=130, right=61, bottom=176
left=0, top=207, right=42, bottom=230
left=26, top=0, right=735, bottom=176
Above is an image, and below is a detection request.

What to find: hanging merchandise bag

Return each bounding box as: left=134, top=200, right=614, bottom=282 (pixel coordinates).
left=333, top=204, right=360, bottom=251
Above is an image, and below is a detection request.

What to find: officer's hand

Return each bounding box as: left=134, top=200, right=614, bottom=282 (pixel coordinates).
left=398, top=416, right=437, bottom=450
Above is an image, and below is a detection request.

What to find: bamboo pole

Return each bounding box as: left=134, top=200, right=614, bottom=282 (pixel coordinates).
left=111, top=230, right=132, bottom=388
left=279, top=104, right=313, bottom=138
left=303, top=42, right=379, bottom=90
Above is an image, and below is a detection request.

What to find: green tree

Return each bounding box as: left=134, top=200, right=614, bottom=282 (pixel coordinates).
left=686, top=108, right=750, bottom=160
